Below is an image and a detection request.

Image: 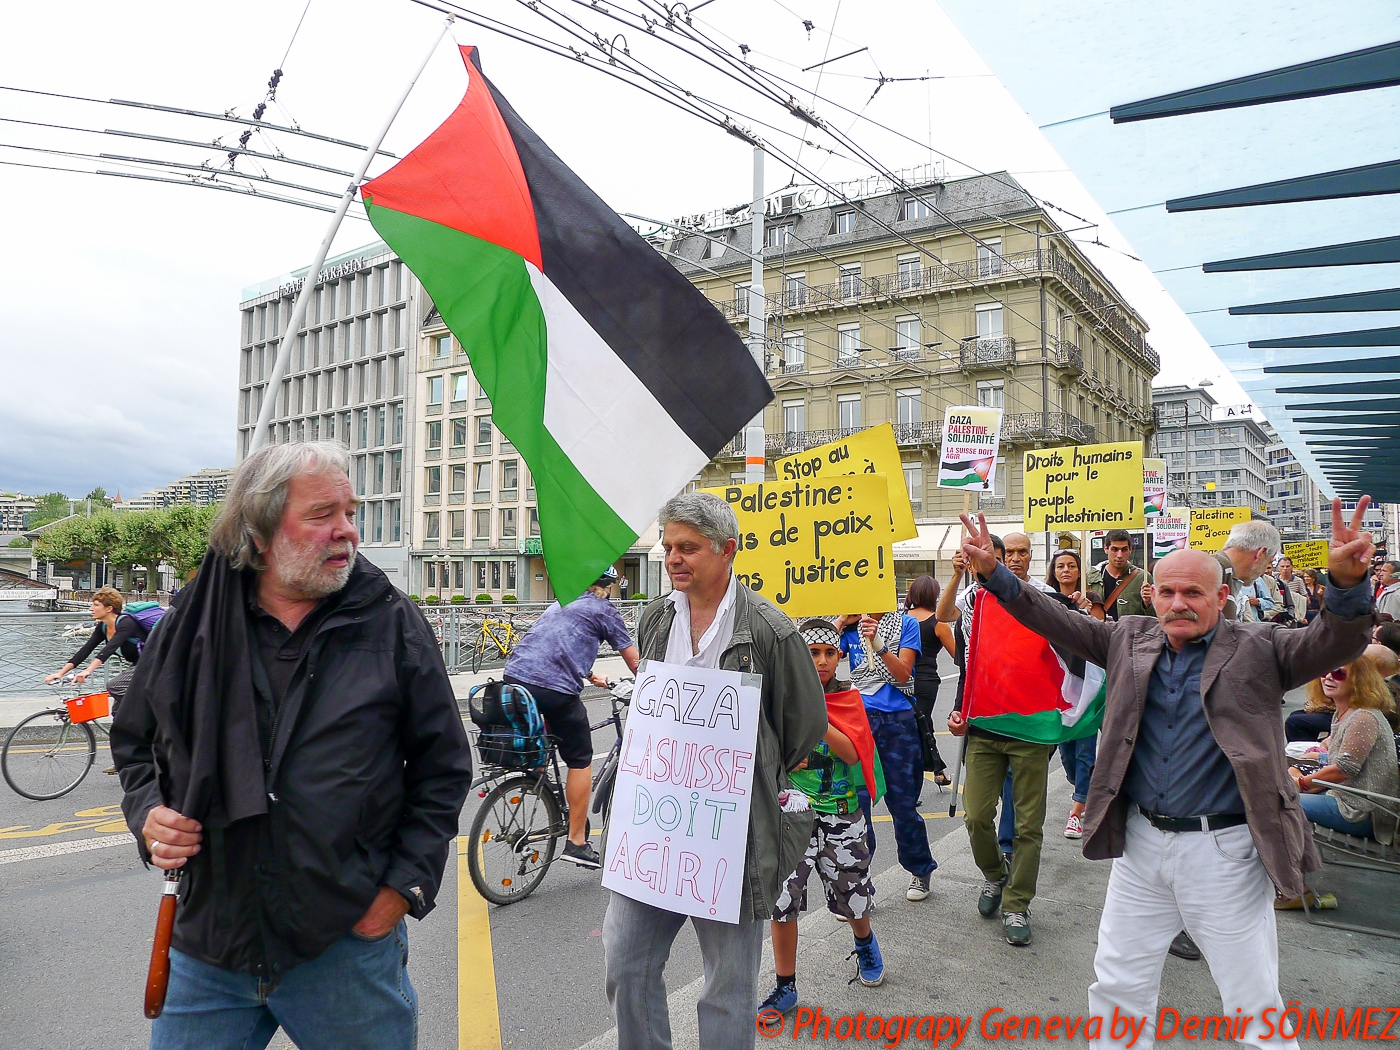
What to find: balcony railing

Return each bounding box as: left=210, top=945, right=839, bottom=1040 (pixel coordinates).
left=1048, top=338, right=1082, bottom=372
left=1001, top=411, right=1096, bottom=445
left=713, top=420, right=941, bottom=460
left=960, top=336, right=1016, bottom=369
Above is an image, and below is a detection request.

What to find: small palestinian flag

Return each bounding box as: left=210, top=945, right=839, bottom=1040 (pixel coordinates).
left=937, top=456, right=994, bottom=488
left=361, top=46, right=771, bottom=599
left=962, top=589, right=1104, bottom=744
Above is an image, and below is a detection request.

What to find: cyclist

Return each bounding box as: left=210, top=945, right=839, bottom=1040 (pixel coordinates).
left=502, top=566, right=640, bottom=868
left=45, top=586, right=144, bottom=711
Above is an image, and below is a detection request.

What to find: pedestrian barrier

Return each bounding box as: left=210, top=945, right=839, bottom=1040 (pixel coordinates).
left=412, top=600, right=649, bottom=673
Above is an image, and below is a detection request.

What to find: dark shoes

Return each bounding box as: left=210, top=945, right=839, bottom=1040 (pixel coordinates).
left=1168, top=930, right=1201, bottom=960
left=978, top=875, right=1006, bottom=918
left=1003, top=910, right=1032, bottom=946
left=560, top=840, right=601, bottom=869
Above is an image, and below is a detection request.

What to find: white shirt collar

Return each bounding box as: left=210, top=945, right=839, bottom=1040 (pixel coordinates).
left=666, top=572, right=739, bottom=668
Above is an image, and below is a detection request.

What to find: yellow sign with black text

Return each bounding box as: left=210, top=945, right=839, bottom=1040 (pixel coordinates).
left=773, top=423, right=918, bottom=542
left=1022, top=441, right=1146, bottom=532
left=1189, top=506, right=1253, bottom=551
left=1283, top=540, right=1329, bottom=571
left=702, top=475, right=897, bottom=617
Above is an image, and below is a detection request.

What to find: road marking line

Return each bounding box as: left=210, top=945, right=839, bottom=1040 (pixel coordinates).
left=0, top=834, right=134, bottom=865
left=457, top=837, right=503, bottom=1050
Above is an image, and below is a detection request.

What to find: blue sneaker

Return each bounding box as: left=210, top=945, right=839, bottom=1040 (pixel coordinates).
left=850, top=933, right=884, bottom=987
left=758, top=981, right=797, bottom=1017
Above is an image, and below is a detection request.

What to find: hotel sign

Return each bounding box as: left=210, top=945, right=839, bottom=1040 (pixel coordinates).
left=278, top=256, right=367, bottom=299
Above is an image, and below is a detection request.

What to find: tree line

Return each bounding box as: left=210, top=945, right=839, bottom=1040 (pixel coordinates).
left=33, top=505, right=218, bottom=583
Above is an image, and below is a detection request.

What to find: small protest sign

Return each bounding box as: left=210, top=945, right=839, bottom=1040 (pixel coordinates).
left=702, top=475, right=897, bottom=617
left=1143, top=459, right=1168, bottom=520
left=774, top=423, right=917, bottom=542
left=1283, top=540, right=1328, bottom=571
left=1189, top=506, right=1253, bottom=551
left=1023, top=441, right=1146, bottom=532
left=1149, top=512, right=1190, bottom=559
left=937, top=406, right=1003, bottom=492
left=602, top=660, right=761, bottom=924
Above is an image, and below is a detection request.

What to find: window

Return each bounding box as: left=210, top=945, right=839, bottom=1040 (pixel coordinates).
left=502, top=460, right=518, bottom=492
left=451, top=417, right=467, bottom=448
left=903, top=462, right=922, bottom=504
left=355, top=501, right=365, bottom=538
left=389, top=451, right=402, bottom=493
left=782, top=331, right=805, bottom=370
left=993, top=458, right=1006, bottom=498
left=475, top=561, right=487, bottom=589
left=975, top=304, right=1004, bottom=339
left=356, top=409, right=368, bottom=449
left=425, top=561, right=438, bottom=589
left=474, top=462, right=491, bottom=493
left=427, top=375, right=443, bottom=405
left=894, top=317, right=922, bottom=353
left=896, top=388, right=922, bottom=425
left=896, top=253, right=922, bottom=290
left=833, top=210, right=856, bottom=234
left=902, top=197, right=931, bottom=221
left=452, top=561, right=465, bottom=590
left=388, top=500, right=401, bottom=542
left=506, top=562, right=517, bottom=591
left=767, top=224, right=794, bottom=248
left=782, top=399, right=805, bottom=433
left=976, top=238, right=1003, bottom=277
left=501, top=508, right=518, bottom=539
left=425, top=466, right=441, bottom=494
left=701, top=236, right=725, bottom=260
left=735, top=283, right=751, bottom=316
left=450, top=463, right=467, bottom=493
left=374, top=407, right=385, bottom=448
left=371, top=453, right=384, bottom=494
left=425, top=420, right=442, bottom=450
left=977, top=380, right=1005, bottom=409
left=837, top=323, right=861, bottom=362
left=353, top=456, right=367, bottom=496
left=528, top=507, right=540, bottom=536
left=474, top=509, right=491, bottom=539
left=838, top=263, right=861, bottom=298
left=424, top=512, right=440, bottom=540
left=392, top=403, right=403, bottom=444
left=452, top=373, right=470, bottom=402
left=837, top=393, right=862, bottom=431
left=784, top=272, right=807, bottom=306
left=449, top=510, right=465, bottom=540
left=370, top=502, right=384, bottom=543
left=490, top=561, right=502, bottom=590
left=476, top=416, right=493, bottom=448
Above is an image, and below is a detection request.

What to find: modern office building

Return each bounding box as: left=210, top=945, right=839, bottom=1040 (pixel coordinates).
left=236, top=242, right=419, bottom=586
left=124, top=468, right=233, bottom=510
left=0, top=495, right=36, bottom=532
left=666, top=166, right=1160, bottom=587
left=1150, top=384, right=1269, bottom=515
left=1261, top=422, right=1324, bottom=541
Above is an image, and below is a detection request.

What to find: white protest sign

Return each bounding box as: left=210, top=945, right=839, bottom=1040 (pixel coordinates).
left=602, top=660, right=761, bottom=924
left=938, top=405, right=1003, bottom=492
left=1150, top=508, right=1190, bottom=559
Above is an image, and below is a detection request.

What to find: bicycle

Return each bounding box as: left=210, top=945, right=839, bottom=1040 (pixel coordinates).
left=469, top=613, right=523, bottom=673
left=465, top=677, right=633, bottom=905
left=3, top=679, right=113, bottom=800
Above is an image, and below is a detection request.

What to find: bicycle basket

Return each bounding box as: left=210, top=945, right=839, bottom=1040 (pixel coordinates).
left=468, top=681, right=548, bottom=770
left=66, top=692, right=110, bottom=723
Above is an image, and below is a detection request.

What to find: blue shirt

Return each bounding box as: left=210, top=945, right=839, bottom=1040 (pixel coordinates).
left=841, top=614, right=922, bottom=713
left=502, top=593, right=632, bottom=697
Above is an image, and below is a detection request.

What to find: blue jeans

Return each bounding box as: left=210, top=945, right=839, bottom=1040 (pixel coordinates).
left=1299, top=791, right=1375, bottom=838
left=151, top=922, right=417, bottom=1050
left=1058, top=734, right=1097, bottom=805
left=863, top=708, right=936, bottom=879
left=998, top=772, right=1015, bottom=856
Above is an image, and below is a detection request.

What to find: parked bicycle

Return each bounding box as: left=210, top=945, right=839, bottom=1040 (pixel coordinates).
left=470, top=612, right=524, bottom=673
left=3, top=678, right=112, bottom=800
left=464, top=677, right=633, bottom=905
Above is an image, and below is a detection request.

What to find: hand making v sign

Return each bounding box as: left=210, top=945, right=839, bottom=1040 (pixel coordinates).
left=957, top=511, right=1001, bottom=580
left=1326, top=496, right=1376, bottom=590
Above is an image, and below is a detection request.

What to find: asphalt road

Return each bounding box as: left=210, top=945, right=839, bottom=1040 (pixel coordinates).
left=0, top=649, right=969, bottom=1050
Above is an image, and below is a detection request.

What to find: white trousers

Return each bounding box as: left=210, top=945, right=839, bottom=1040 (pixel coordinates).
left=1088, top=809, right=1298, bottom=1050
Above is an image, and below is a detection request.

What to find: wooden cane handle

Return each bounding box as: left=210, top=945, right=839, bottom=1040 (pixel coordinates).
left=144, top=888, right=179, bottom=1018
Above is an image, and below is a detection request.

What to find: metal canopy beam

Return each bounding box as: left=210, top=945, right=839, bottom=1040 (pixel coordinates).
left=1277, top=379, right=1400, bottom=395
left=1204, top=235, right=1400, bottom=272
left=1110, top=41, right=1400, bottom=123
left=1166, top=160, right=1400, bottom=213
left=1297, top=426, right=1400, bottom=434
left=1251, top=326, right=1400, bottom=349
left=1266, top=355, right=1400, bottom=374
left=1294, top=412, right=1400, bottom=425
left=1232, top=288, right=1400, bottom=315
left=1284, top=398, right=1400, bottom=411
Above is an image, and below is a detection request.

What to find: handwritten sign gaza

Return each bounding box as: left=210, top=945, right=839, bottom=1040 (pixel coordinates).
left=602, top=660, right=761, bottom=924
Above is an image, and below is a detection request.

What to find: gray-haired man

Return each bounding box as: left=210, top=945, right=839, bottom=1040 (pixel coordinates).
left=602, top=492, right=828, bottom=1050
left=113, top=442, right=472, bottom=1050
left=1220, top=519, right=1285, bottom=622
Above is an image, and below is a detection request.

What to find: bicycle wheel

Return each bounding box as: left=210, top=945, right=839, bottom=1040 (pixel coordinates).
left=591, top=748, right=619, bottom=825
left=466, top=774, right=563, bottom=905
left=3, top=710, right=97, bottom=800
left=470, top=629, right=489, bottom=674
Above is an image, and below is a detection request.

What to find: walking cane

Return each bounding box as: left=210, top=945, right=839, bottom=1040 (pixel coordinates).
left=947, top=735, right=966, bottom=818
left=144, top=869, right=183, bottom=1019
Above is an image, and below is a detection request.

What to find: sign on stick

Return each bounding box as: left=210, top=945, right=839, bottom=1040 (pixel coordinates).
left=937, top=406, right=1003, bottom=493
left=1283, top=540, right=1328, bottom=571
left=774, top=423, right=917, bottom=542
left=1189, top=507, right=1253, bottom=551
left=1143, top=459, right=1168, bottom=520
left=1149, top=511, right=1190, bottom=559
left=1023, top=441, right=1146, bottom=532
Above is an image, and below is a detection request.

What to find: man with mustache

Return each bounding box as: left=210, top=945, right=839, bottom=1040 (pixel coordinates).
left=957, top=498, right=1377, bottom=1050
left=112, top=442, right=472, bottom=1050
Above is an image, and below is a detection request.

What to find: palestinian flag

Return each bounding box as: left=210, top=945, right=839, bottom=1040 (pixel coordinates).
left=937, top=456, right=994, bottom=488
left=825, top=689, right=886, bottom=803
left=963, top=589, right=1104, bottom=744
left=361, top=47, right=771, bottom=599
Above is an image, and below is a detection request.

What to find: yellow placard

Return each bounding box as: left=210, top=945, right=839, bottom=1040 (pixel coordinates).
left=773, top=423, right=917, bottom=542
left=1022, top=441, right=1146, bottom=532
left=1283, top=540, right=1328, bottom=571
left=702, top=475, right=897, bottom=617
left=1189, top=506, right=1253, bottom=551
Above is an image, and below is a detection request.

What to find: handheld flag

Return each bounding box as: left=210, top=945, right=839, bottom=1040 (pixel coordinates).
left=824, top=688, right=886, bottom=804
left=963, top=590, right=1104, bottom=744
left=362, top=46, right=772, bottom=599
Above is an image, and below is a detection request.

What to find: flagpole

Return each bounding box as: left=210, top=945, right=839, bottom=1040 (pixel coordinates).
left=744, top=145, right=766, bottom=484
left=249, top=15, right=454, bottom=454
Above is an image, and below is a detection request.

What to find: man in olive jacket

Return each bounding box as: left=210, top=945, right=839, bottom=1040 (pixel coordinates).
left=958, top=499, right=1376, bottom=1050
left=603, top=492, right=828, bottom=1050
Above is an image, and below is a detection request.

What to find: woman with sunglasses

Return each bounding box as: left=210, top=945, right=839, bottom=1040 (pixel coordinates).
left=1288, top=655, right=1398, bottom=845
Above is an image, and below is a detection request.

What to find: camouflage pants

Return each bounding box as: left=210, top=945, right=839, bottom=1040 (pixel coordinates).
left=772, top=812, right=875, bottom=922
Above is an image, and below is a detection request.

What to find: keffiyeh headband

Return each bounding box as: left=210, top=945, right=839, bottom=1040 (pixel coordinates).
left=800, top=620, right=842, bottom=649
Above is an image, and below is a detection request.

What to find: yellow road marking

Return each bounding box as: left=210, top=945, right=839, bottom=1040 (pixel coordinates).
left=0, top=805, right=130, bottom=840
left=457, top=837, right=503, bottom=1050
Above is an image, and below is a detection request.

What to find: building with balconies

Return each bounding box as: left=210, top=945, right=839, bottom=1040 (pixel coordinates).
left=664, top=167, right=1159, bottom=586
left=1150, top=384, right=1269, bottom=518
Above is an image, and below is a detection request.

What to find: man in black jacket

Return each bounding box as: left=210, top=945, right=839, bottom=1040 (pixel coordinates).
left=112, top=441, right=472, bottom=1050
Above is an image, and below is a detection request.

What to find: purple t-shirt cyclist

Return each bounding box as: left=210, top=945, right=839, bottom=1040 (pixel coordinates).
left=504, top=593, right=633, bottom=697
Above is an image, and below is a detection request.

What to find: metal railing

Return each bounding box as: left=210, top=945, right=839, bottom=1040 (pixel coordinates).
left=0, top=608, right=131, bottom=698
left=959, top=336, right=1016, bottom=369
left=715, top=420, right=942, bottom=460
left=413, top=599, right=651, bottom=673
left=1001, top=411, right=1096, bottom=445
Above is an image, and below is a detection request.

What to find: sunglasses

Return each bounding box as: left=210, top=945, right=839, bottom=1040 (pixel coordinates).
left=1322, top=668, right=1349, bottom=682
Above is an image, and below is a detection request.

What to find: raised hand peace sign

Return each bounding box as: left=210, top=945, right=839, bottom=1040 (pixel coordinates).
left=1328, top=496, right=1376, bottom=590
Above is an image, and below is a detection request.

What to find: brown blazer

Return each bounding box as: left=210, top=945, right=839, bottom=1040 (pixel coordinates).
left=995, top=580, right=1373, bottom=898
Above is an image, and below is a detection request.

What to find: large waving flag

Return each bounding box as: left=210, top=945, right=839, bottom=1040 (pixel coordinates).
left=963, top=590, right=1104, bottom=744
left=361, top=47, right=772, bottom=599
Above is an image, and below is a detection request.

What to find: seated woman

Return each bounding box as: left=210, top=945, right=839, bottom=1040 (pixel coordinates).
left=1289, top=654, right=1399, bottom=845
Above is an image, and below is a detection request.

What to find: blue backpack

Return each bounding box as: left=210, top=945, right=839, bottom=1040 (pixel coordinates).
left=120, top=601, right=166, bottom=656
left=467, top=681, right=548, bottom=770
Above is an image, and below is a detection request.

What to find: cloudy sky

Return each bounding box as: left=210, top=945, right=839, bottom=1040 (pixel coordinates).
left=2, top=0, right=1239, bottom=500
